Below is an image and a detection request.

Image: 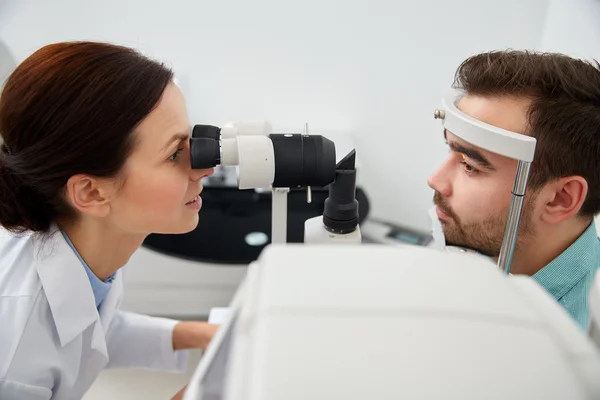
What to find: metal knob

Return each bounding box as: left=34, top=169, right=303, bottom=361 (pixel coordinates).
left=434, top=109, right=445, bottom=119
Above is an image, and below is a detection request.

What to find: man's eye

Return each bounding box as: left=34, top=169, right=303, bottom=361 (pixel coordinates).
left=460, top=160, right=479, bottom=174
left=169, top=148, right=183, bottom=162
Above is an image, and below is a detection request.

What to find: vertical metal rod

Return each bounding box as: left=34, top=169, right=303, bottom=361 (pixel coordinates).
left=304, top=122, right=312, bottom=204
left=271, top=187, right=289, bottom=243
left=497, top=161, right=531, bottom=274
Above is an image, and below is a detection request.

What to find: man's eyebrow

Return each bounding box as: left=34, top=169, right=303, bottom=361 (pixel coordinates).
left=161, top=132, right=190, bottom=152
left=448, top=141, right=495, bottom=170
left=443, top=129, right=495, bottom=171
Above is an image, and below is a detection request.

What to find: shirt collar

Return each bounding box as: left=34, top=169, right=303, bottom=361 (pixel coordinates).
left=60, top=230, right=116, bottom=308
left=532, top=220, right=600, bottom=300
left=34, top=226, right=100, bottom=346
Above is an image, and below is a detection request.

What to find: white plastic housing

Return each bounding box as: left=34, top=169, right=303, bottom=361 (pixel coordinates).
left=442, top=96, right=537, bottom=162
left=221, top=121, right=273, bottom=139
left=184, top=244, right=600, bottom=400
left=229, top=245, right=600, bottom=400
left=220, top=138, right=239, bottom=166
left=304, top=216, right=362, bottom=244
left=588, top=272, right=600, bottom=348
left=236, top=135, right=275, bottom=189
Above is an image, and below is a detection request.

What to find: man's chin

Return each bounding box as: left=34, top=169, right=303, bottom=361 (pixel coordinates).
left=445, top=240, right=478, bottom=252
left=443, top=234, right=499, bottom=258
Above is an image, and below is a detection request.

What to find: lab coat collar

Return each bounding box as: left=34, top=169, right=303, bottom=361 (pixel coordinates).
left=33, top=225, right=107, bottom=355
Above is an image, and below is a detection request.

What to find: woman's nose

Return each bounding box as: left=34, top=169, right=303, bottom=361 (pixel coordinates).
left=190, top=167, right=214, bottom=182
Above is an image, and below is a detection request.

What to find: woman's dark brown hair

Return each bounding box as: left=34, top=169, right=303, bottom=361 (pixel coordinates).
left=0, top=41, right=174, bottom=233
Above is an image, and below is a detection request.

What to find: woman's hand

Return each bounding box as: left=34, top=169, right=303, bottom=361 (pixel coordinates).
left=169, top=323, right=218, bottom=399
left=170, top=385, right=188, bottom=400
left=172, top=321, right=219, bottom=351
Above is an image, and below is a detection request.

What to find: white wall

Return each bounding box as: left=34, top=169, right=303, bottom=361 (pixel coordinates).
left=0, top=0, right=550, bottom=231
left=0, top=0, right=19, bottom=32
left=0, top=40, right=15, bottom=95
left=539, top=0, right=600, bottom=59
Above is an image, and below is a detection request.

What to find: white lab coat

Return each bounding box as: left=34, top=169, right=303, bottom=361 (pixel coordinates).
left=0, top=226, right=188, bottom=399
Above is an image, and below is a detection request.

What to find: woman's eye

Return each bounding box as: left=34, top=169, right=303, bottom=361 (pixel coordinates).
left=169, top=148, right=183, bottom=162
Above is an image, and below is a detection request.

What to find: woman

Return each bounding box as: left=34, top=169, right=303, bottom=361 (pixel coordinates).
left=0, top=41, right=217, bottom=399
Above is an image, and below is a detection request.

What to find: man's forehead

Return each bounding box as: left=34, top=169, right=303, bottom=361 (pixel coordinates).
left=456, top=94, right=531, bottom=136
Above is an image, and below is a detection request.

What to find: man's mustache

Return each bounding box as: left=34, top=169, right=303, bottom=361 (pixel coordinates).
left=433, top=192, right=454, bottom=219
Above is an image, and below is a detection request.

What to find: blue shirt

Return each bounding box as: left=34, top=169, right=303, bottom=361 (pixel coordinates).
left=60, top=230, right=116, bottom=308
left=532, top=221, right=600, bottom=330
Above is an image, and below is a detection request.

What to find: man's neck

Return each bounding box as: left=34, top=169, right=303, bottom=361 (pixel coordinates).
left=508, top=218, right=591, bottom=276
left=59, top=219, right=146, bottom=281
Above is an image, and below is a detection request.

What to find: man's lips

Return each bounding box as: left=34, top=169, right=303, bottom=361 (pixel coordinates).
left=435, top=205, right=451, bottom=220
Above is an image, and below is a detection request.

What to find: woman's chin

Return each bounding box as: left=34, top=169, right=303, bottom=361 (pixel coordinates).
left=152, top=214, right=200, bottom=235
left=177, top=214, right=200, bottom=234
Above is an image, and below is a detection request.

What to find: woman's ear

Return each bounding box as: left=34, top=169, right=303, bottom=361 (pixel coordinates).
left=539, top=176, right=588, bottom=224
left=65, top=174, right=116, bottom=218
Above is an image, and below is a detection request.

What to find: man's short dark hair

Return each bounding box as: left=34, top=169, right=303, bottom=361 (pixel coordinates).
left=453, top=50, right=600, bottom=217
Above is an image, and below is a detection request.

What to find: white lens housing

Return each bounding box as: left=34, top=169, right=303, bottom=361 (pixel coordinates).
left=235, top=135, right=276, bottom=189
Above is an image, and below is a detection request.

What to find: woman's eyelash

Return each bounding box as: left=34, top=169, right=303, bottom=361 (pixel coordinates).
left=169, top=148, right=183, bottom=162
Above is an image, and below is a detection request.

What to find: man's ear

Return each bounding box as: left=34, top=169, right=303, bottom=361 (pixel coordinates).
left=539, top=176, right=588, bottom=224
left=65, top=174, right=116, bottom=218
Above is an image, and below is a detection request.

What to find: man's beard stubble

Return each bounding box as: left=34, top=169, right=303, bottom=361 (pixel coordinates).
left=433, top=191, right=535, bottom=258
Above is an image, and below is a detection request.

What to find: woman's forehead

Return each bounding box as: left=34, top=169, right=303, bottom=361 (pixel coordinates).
left=133, top=84, right=190, bottom=148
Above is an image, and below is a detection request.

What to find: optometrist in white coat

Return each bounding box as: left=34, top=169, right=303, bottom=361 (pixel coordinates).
left=0, top=226, right=188, bottom=399
left=0, top=41, right=217, bottom=399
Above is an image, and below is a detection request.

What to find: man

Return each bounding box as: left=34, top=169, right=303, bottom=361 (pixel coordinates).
left=428, top=50, right=600, bottom=330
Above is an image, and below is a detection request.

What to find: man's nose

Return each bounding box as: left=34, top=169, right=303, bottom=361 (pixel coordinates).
left=428, top=160, right=452, bottom=198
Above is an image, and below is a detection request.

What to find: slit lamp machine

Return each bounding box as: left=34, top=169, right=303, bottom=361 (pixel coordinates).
left=180, top=96, right=600, bottom=400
